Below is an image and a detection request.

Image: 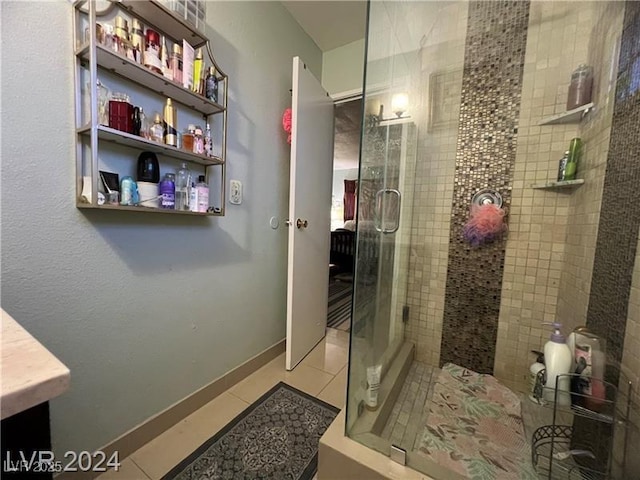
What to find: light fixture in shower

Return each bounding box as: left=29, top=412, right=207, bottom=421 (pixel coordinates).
left=391, top=93, right=409, bottom=118
left=365, top=93, right=411, bottom=130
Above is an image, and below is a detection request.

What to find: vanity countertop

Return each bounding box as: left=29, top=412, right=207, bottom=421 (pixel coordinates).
left=1, top=309, right=70, bottom=420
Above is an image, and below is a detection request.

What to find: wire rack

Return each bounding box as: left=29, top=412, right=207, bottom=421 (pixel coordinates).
left=530, top=372, right=633, bottom=479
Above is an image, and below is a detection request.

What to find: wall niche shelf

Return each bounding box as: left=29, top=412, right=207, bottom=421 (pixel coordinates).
left=531, top=179, right=585, bottom=190
left=74, top=0, right=228, bottom=216
left=538, top=103, right=594, bottom=125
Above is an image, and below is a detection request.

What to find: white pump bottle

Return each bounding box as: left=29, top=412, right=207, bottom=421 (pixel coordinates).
left=543, top=322, right=572, bottom=405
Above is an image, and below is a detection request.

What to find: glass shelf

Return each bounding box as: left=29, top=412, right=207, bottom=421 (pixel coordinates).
left=76, top=44, right=224, bottom=116
left=78, top=125, right=223, bottom=167
left=77, top=203, right=222, bottom=216
left=538, top=103, right=594, bottom=125
left=531, top=179, right=585, bottom=190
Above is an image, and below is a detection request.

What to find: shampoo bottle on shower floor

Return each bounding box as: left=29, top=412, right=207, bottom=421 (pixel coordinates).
left=543, top=322, right=572, bottom=405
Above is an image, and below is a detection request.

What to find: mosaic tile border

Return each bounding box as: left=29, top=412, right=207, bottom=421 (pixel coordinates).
left=586, top=1, right=640, bottom=382
left=440, top=0, right=530, bottom=373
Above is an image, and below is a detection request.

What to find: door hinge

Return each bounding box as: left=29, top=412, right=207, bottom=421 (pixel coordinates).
left=402, top=305, right=410, bottom=323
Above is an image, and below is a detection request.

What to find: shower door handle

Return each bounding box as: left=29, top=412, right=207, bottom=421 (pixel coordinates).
left=374, top=189, right=401, bottom=234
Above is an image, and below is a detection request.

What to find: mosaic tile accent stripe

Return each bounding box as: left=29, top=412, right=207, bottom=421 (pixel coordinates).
left=440, top=0, right=530, bottom=374
left=586, top=1, right=640, bottom=381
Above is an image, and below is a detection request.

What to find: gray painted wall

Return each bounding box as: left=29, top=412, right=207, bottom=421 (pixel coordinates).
left=0, top=1, right=322, bottom=456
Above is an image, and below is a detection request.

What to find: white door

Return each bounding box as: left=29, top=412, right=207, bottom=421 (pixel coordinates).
left=286, top=57, right=335, bottom=370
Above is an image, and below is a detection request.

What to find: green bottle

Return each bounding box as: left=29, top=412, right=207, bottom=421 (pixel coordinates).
left=565, top=137, right=582, bottom=180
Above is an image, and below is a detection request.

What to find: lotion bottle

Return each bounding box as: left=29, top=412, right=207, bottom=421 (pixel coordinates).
left=543, top=322, right=572, bottom=405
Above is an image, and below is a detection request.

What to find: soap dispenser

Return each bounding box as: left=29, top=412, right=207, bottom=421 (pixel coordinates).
left=543, top=322, right=572, bottom=405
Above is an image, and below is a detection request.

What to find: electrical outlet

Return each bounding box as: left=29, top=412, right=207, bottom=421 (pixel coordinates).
left=229, top=180, right=242, bottom=205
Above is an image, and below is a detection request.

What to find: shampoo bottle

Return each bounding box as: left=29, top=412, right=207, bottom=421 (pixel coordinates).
left=543, top=322, right=572, bottom=405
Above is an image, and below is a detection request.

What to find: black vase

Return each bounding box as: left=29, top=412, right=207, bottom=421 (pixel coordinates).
left=137, top=151, right=159, bottom=183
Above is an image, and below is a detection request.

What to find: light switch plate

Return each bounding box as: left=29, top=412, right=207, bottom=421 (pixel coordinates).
left=230, top=179, right=242, bottom=205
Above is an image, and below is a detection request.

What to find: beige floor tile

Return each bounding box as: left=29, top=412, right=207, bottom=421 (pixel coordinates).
left=318, top=365, right=348, bottom=409
left=284, top=363, right=335, bottom=397
left=130, top=392, right=248, bottom=480
left=326, top=328, right=350, bottom=349
left=95, top=458, right=150, bottom=480
left=229, top=353, right=335, bottom=404
left=301, top=339, right=349, bottom=375
left=228, top=354, right=287, bottom=404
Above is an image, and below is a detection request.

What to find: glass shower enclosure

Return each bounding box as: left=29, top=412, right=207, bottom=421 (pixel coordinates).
left=345, top=1, right=637, bottom=479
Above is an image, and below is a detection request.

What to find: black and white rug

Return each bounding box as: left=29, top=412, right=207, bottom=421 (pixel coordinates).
left=163, top=383, right=339, bottom=480
left=327, top=280, right=352, bottom=330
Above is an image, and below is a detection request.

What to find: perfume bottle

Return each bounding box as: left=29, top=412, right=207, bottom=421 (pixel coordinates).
left=130, top=19, right=144, bottom=64
left=150, top=113, right=164, bottom=143
left=161, top=36, right=173, bottom=81
left=192, top=48, right=204, bottom=94
left=139, top=107, right=149, bottom=139
left=204, top=123, right=213, bottom=157
left=170, top=43, right=183, bottom=84
left=205, top=67, right=218, bottom=103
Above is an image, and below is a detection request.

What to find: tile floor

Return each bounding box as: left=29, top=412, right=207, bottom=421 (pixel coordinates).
left=97, top=328, right=350, bottom=480
left=380, top=361, right=436, bottom=452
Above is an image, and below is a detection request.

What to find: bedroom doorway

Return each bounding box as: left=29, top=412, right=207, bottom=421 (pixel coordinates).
left=327, top=97, right=362, bottom=332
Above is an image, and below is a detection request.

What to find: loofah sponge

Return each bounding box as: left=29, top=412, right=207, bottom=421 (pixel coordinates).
left=462, top=204, right=508, bottom=247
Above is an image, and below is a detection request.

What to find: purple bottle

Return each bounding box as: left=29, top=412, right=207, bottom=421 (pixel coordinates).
left=159, top=173, right=175, bottom=209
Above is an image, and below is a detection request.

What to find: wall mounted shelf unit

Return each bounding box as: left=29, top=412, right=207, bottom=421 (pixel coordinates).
left=73, top=0, right=228, bottom=217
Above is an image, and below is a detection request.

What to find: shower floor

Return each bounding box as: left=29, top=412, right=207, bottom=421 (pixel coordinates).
left=380, top=360, right=436, bottom=451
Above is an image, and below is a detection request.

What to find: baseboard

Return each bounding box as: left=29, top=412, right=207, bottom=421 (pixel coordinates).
left=55, top=338, right=286, bottom=480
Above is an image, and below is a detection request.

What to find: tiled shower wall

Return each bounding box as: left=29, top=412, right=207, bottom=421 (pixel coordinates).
left=555, top=3, right=625, bottom=334
left=405, top=1, right=467, bottom=367
left=439, top=0, right=530, bottom=374
left=494, top=1, right=621, bottom=393
left=586, top=0, right=640, bottom=379
left=396, top=1, right=633, bottom=396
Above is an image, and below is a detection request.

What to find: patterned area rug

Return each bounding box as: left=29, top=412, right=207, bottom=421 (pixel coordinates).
left=163, top=383, right=339, bottom=480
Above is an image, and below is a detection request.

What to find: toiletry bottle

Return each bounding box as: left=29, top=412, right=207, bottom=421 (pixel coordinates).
left=189, top=182, right=198, bottom=212
left=204, top=123, right=213, bottom=157
left=132, top=107, right=142, bottom=136
left=159, top=173, right=175, bottom=209
left=528, top=350, right=545, bottom=402
left=194, top=126, right=204, bottom=154
left=543, top=322, right=572, bottom=405
left=557, top=151, right=569, bottom=182
left=161, top=36, right=173, bottom=81
left=567, top=64, right=593, bottom=110
left=366, top=365, right=382, bottom=411
left=150, top=113, right=164, bottom=143
left=120, top=176, right=138, bottom=206
left=163, top=98, right=178, bottom=147
left=144, top=28, right=163, bottom=74
left=205, top=67, right=218, bottom=103
left=196, top=175, right=209, bottom=212
left=569, top=327, right=606, bottom=411
left=139, top=108, right=149, bottom=139
left=183, top=124, right=195, bottom=152
left=170, top=43, right=183, bottom=84
left=192, top=48, right=204, bottom=94
left=175, top=163, right=191, bottom=211
left=130, top=19, right=143, bottom=64
left=114, top=16, right=128, bottom=57
left=564, top=138, right=582, bottom=180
